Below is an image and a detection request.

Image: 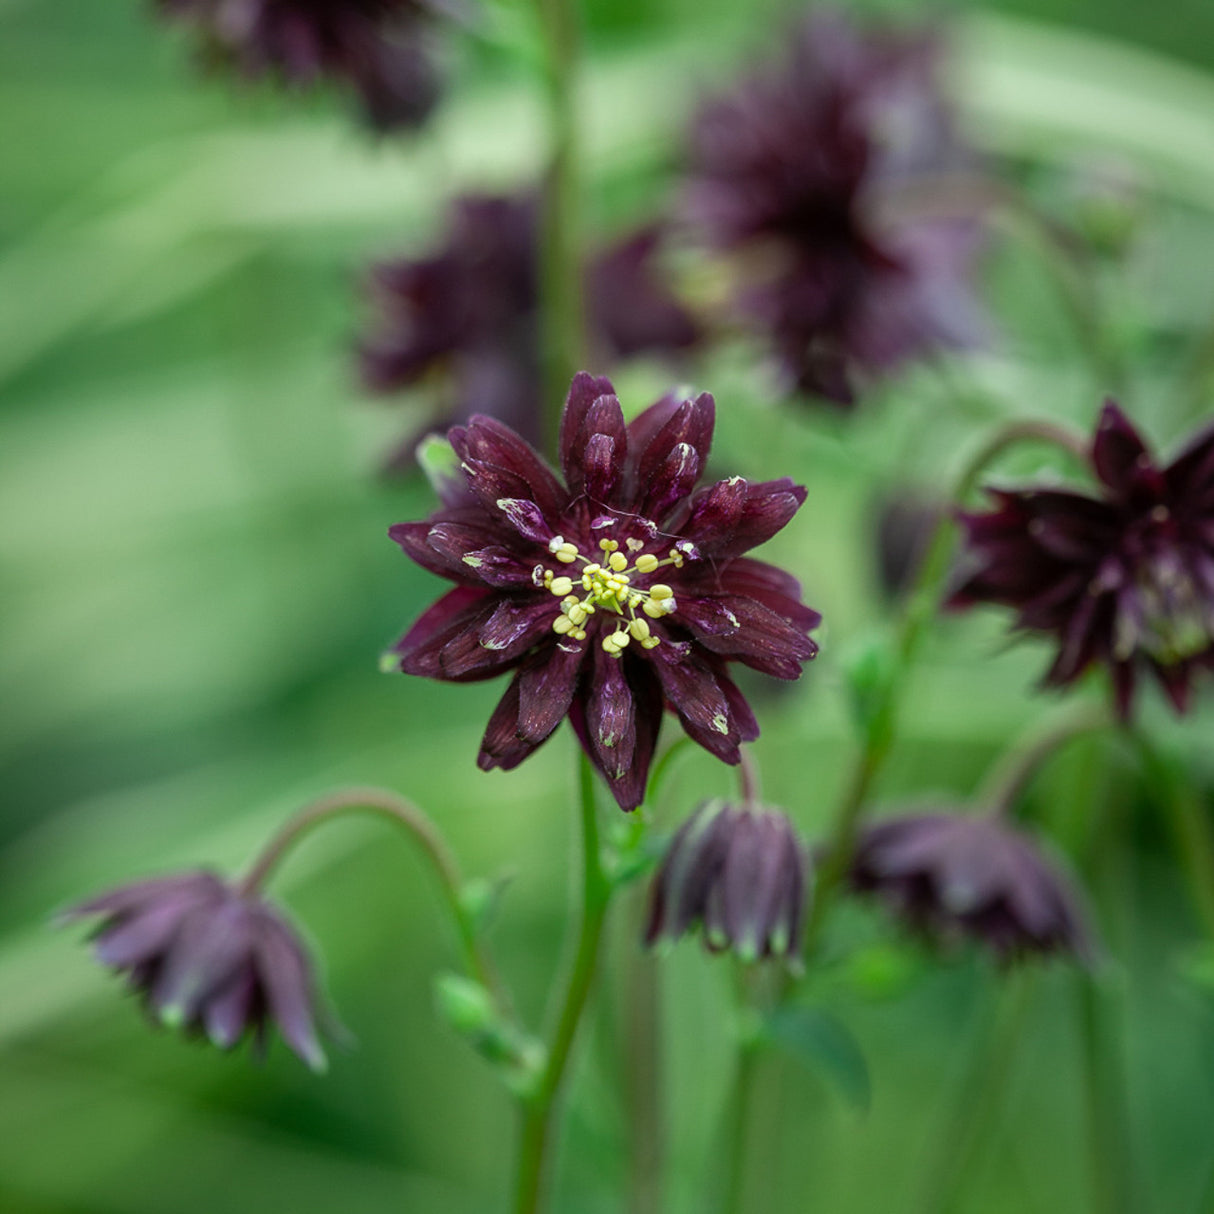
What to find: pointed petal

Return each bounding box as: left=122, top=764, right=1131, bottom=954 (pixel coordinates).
left=1092, top=401, right=1153, bottom=498
left=559, top=372, right=618, bottom=484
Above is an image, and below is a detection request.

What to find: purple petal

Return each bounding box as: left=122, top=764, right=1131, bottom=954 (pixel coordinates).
left=559, top=371, right=618, bottom=484
left=1092, top=401, right=1153, bottom=498
left=252, top=916, right=327, bottom=1072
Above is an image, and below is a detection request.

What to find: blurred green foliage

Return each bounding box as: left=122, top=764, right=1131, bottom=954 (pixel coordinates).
left=3, top=2, right=1214, bottom=1213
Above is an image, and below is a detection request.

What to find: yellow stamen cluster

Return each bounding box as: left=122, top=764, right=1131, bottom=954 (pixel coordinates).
left=531, top=536, right=681, bottom=657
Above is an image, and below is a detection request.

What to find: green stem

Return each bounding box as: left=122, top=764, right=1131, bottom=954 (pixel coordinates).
left=807, top=418, right=1089, bottom=945
left=1129, top=730, right=1214, bottom=944
left=977, top=702, right=1113, bottom=818
left=912, top=971, right=1036, bottom=1214
left=534, top=0, right=584, bottom=453
left=720, top=1040, right=761, bottom=1214
left=237, top=786, right=500, bottom=1000
left=511, top=753, right=612, bottom=1214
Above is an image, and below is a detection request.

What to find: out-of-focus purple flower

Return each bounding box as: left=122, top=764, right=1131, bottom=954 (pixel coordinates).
left=645, top=801, right=810, bottom=959
left=358, top=195, right=699, bottom=467
left=65, top=870, right=334, bottom=1070
left=683, top=10, right=983, bottom=405
left=156, top=0, right=444, bottom=131
left=872, top=488, right=945, bottom=600
left=950, top=402, right=1214, bottom=716
left=386, top=372, right=820, bottom=810
left=849, top=812, right=1092, bottom=961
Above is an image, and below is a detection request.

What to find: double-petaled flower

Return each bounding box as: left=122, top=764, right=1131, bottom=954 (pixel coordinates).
left=386, top=373, right=820, bottom=809
left=156, top=0, right=444, bottom=131
left=65, top=871, right=334, bottom=1070
left=849, top=812, right=1092, bottom=961
left=951, top=402, right=1214, bottom=715
left=683, top=10, right=983, bottom=404
left=359, top=194, right=698, bottom=466
left=645, top=801, right=810, bottom=960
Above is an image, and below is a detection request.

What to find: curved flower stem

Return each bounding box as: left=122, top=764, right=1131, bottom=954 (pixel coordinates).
left=1129, top=729, right=1214, bottom=944
left=806, top=417, right=1089, bottom=947
left=534, top=0, right=585, bottom=454
left=977, top=702, right=1113, bottom=818
left=512, top=752, right=612, bottom=1214
left=738, top=747, right=762, bottom=809
left=720, top=1039, right=761, bottom=1214
left=237, top=786, right=501, bottom=1000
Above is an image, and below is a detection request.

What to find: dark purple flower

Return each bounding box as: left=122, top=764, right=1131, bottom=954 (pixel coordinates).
left=849, top=812, right=1092, bottom=961
left=950, top=402, right=1214, bottom=716
left=683, top=11, right=983, bottom=404
left=358, top=195, right=699, bottom=467
left=645, top=801, right=810, bottom=959
left=65, top=870, right=334, bottom=1070
left=386, top=372, right=820, bottom=809
left=156, top=0, right=443, bottom=131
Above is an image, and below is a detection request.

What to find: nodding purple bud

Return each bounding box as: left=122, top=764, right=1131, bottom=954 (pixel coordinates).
left=63, top=870, right=339, bottom=1070
left=848, top=811, right=1094, bottom=963
left=645, top=801, right=811, bottom=961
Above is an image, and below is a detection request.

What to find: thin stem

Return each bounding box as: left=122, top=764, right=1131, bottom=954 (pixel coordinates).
left=738, top=748, right=761, bottom=808
left=806, top=417, right=1089, bottom=946
left=719, top=1040, right=761, bottom=1214
left=237, top=786, right=499, bottom=998
left=534, top=0, right=584, bottom=453
left=977, top=702, right=1113, bottom=818
left=911, top=971, right=1036, bottom=1214
left=1129, top=729, right=1214, bottom=944
left=512, top=752, right=612, bottom=1214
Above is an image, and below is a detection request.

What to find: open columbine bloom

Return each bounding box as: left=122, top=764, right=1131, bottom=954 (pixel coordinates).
left=157, top=0, right=443, bottom=131
left=65, top=871, right=334, bottom=1070
left=386, top=373, right=820, bottom=809
left=951, top=401, right=1214, bottom=715
left=849, top=813, right=1092, bottom=961
left=684, top=10, right=982, bottom=404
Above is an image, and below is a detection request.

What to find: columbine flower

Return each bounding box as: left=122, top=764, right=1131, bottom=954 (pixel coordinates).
left=156, top=0, right=443, bottom=131
left=65, top=871, right=333, bottom=1070
left=386, top=372, right=820, bottom=809
left=358, top=195, right=698, bottom=467
left=849, top=812, right=1092, bottom=961
left=683, top=10, right=982, bottom=404
left=950, top=402, right=1214, bottom=715
left=645, top=801, right=810, bottom=959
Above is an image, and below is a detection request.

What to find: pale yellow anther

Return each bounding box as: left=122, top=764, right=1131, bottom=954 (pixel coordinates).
left=548, top=535, right=566, bottom=553
left=602, top=634, right=621, bottom=654
left=552, top=616, right=575, bottom=635
left=583, top=563, right=601, bottom=576
left=641, top=635, right=660, bottom=650
left=613, top=630, right=631, bottom=648
left=562, top=594, right=579, bottom=607
left=599, top=538, right=618, bottom=553
left=556, top=549, right=578, bottom=564
left=635, top=553, right=659, bottom=574
left=608, top=551, right=628, bottom=573
left=573, top=628, right=587, bottom=641
left=626, top=538, right=644, bottom=552
left=649, top=583, right=673, bottom=601
left=629, top=617, right=651, bottom=642
left=549, top=576, right=574, bottom=597
left=568, top=604, right=589, bottom=626
left=642, top=600, right=666, bottom=619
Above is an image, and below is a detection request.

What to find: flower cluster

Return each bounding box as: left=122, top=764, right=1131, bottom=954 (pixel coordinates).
left=156, top=0, right=443, bottom=131
left=359, top=195, right=698, bottom=465
left=645, top=801, right=810, bottom=960
left=683, top=10, right=982, bottom=404
left=386, top=372, right=820, bottom=809
left=65, top=871, right=334, bottom=1069
left=849, top=812, right=1092, bottom=961
left=951, top=402, right=1214, bottom=715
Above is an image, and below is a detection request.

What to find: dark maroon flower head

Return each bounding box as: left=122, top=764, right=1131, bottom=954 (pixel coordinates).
left=156, top=0, right=443, bottom=131
left=849, top=812, right=1092, bottom=962
left=951, top=402, right=1214, bottom=716
left=684, top=10, right=982, bottom=404
left=358, top=195, right=699, bottom=467
left=386, top=372, right=820, bottom=809
left=65, top=870, right=334, bottom=1070
left=645, top=801, right=810, bottom=960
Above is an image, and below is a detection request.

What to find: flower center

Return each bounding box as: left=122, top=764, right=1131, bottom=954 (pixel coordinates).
left=1131, top=554, right=1214, bottom=665
left=538, top=536, right=687, bottom=656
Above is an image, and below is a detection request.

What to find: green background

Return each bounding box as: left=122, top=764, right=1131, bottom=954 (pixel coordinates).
left=3, top=1, right=1214, bottom=1211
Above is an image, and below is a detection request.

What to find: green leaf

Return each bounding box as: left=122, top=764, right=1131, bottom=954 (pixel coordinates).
left=764, top=1005, right=871, bottom=1113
